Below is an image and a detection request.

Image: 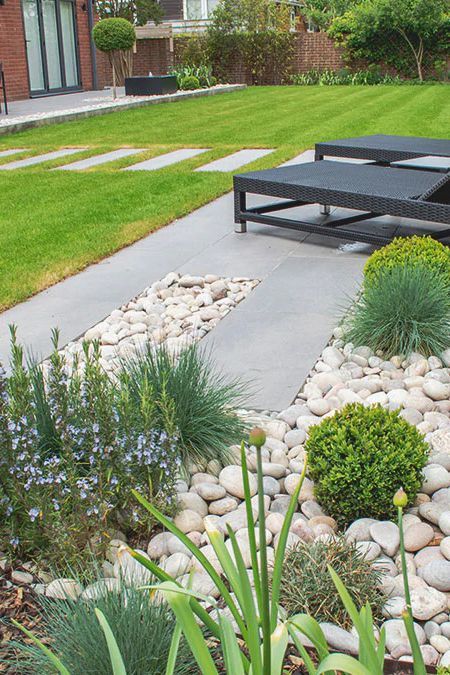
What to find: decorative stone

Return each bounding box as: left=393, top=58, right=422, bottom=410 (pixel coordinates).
left=174, top=509, right=205, bottom=534
left=411, top=587, right=448, bottom=620
left=196, top=483, right=227, bottom=501
left=346, top=518, right=378, bottom=542
left=209, top=497, right=238, bottom=516
left=403, top=522, right=434, bottom=552
left=262, top=476, right=281, bottom=497
left=319, top=623, right=358, bottom=655
left=81, top=578, right=121, bottom=600
left=384, top=619, right=425, bottom=653
left=46, top=578, right=83, bottom=600
left=162, top=553, right=191, bottom=578
left=356, top=541, right=381, bottom=561
left=147, top=532, right=173, bottom=559
left=370, top=521, right=400, bottom=557
left=284, top=429, right=306, bottom=448
left=422, top=465, right=450, bottom=495
left=430, top=635, right=450, bottom=654
left=439, top=512, right=450, bottom=536
left=440, top=537, right=450, bottom=560
left=11, top=570, right=34, bottom=585
left=219, top=465, right=257, bottom=499
left=421, top=560, right=450, bottom=592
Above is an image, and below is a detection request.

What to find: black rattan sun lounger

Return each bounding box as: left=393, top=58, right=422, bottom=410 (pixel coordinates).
left=233, top=161, right=450, bottom=246
left=315, top=134, right=450, bottom=164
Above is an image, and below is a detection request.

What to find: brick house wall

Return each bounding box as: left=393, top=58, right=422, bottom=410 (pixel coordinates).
left=0, top=0, right=95, bottom=101
left=0, top=0, right=30, bottom=101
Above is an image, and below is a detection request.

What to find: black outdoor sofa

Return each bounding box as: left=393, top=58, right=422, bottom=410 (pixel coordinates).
left=233, top=135, right=450, bottom=246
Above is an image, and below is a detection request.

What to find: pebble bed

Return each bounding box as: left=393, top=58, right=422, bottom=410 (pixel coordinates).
left=57, top=272, right=259, bottom=372
left=4, top=277, right=450, bottom=668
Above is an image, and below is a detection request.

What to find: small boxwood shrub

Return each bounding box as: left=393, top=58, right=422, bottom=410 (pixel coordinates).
left=180, top=74, right=201, bottom=90
left=280, top=536, right=384, bottom=629
left=343, top=264, right=450, bottom=357
left=306, top=403, right=429, bottom=527
left=364, top=235, right=450, bottom=288
left=92, top=18, right=135, bottom=52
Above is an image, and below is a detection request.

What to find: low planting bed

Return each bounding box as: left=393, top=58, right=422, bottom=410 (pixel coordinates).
left=2, top=237, right=450, bottom=673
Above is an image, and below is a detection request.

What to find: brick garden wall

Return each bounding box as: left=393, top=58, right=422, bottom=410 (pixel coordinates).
left=293, top=32, right=345, bottom=74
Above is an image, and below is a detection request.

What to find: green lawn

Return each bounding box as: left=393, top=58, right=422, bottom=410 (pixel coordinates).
left=0, top=85, right=449, bottom=311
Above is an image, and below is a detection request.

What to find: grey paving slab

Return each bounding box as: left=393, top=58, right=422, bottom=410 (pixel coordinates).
left=202, top=255, right=364, bottom=410
left=56, top=148, right=147, bottom=171
left=196, top=149, right=274, bottom=173
left=0, top=148, right=87, bottom=170
left=0, top=148, right=29, bottom=158
left=280, top=150, right=370, bottom=167
left=124, top=148, right=209, bottom=171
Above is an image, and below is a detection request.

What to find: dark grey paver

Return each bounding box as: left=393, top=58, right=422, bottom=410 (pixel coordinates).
left=124, top=148, right=209, bottom=171
left=56, top=148, right=147, bottom=170
left=0, top=148, right=87, bottom=170
left=196, top=149, right=274, bottom=172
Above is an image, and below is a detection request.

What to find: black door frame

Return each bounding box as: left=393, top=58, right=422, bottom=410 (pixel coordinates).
left=22, top=0, right=82, bottom=97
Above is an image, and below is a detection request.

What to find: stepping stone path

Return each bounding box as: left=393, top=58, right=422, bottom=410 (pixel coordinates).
left=0, top=147, right=87, bottom=170
left=56, top=148, right=147, bottom=171
left=0, top=148, right=29, bottom=158
left=196, top=148, right=274, bottom=172
left=124, top=148, right=210, bottom=171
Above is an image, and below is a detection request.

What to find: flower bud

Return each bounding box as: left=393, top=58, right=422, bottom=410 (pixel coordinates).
left=393, top=488, right=408, bottom=508
left=248, top=427, right=266, bottom=449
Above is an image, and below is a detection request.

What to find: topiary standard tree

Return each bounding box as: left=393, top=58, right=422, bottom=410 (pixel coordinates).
left=93, top=18, right=136, bottom=98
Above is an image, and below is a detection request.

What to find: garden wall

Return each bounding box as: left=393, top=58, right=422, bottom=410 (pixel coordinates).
left=96, top=32, right=346, bottom=87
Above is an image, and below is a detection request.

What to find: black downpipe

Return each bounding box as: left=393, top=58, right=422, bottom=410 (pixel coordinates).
left=87, top=0, right=98, bottom=90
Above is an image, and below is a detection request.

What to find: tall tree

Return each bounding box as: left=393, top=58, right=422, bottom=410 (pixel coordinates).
left=95, top=0, right=163, bottom=26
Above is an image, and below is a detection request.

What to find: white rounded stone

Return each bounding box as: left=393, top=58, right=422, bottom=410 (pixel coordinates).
left=219, top=465, right=257, bottom=499
left=174, top=509, right=205, bottom=534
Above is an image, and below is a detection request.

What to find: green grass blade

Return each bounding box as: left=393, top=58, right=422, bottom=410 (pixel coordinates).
left=95, top=609, right=127, bottom=675
left=129, top=548, right=220, bottom=638
left=328, top=566, right=379, bottom=669
left=271, top=624, right=289, bottom=675
left=227, top=525, right=263, bottom=673
left=316, top=653, right=372, bottom=675
left=401, top=611, right=427, bottom=675
left=158, top=581, right=219, bottom=675
left=11, top=619, right=71, bottom=675
left=270, top=458, right=308, bottom=630
left=288, top=614, right=330, bottom=662
left=376, top=626, right=386, bottom=670
left=132, top=490, right=245, bottom=636
left=165, top=620, right=182, bottom=675
left=240, top=441, right=262, bottom=611
left=288, top=626, right=318, bottom=675
left=219, top=614, right=246, bottom=675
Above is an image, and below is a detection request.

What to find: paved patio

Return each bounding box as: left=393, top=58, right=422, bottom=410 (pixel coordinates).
left=0, top=151, right=441, bottom=410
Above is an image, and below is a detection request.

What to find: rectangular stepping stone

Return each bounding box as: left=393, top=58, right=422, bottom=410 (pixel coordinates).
left=56, top=148, right=147, bottom=171
left=0, top=149, right=29, bottom=158
left=0, top=148, right=87, bottom=170
left=124, top=148, right=210, bottom=171
left=196, top=149, right=274, bottom=173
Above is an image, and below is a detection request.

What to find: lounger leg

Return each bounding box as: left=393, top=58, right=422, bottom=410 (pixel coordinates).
left=234, top=190, right=247, bottom=234
left=320, top=205, right=330, bottom=215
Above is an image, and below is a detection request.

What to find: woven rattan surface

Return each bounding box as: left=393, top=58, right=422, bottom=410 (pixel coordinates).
left=316, top=134, right=450, bottom=163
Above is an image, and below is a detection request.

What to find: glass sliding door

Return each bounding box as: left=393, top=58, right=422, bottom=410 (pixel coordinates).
left=23, top=0, right=46, bottom=93
left=22, top=0, right=80, bottom=95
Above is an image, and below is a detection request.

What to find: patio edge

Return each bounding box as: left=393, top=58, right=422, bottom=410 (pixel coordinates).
left=0, top=84, right=247, bottom=136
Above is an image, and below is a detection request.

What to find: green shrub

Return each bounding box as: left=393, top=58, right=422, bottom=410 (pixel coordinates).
left=9, top=582, right=195, bottom=674
left=343, top=264, right=450, bottom=357
left=0, top=331, right=246, bottom=568
left=171, top=64, right=216, bottom=88
left=290, top=68, right=401, bottom=85
left=307, top=403, right=429, bottom=527
left=121, top=343, right=248, bottom=468
left=179, top=74, right=201, bottom=90
left=280, top=536, right=384, bottom=629
left=92, top=18, right=135, bottom=52
left=364, top=235, right=450, bottom=288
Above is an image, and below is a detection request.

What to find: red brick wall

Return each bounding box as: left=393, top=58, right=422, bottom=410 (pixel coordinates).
left=0, top=0, right=30, bottom=101
left=0, top=0, right=95, bottom=101
left=96, top=37, right=175, bottom=87
left=293, top=32, right=345, bottom=74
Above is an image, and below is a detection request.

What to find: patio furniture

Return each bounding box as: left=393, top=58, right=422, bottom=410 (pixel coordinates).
left=233, top=160, right=450, bottom=246
left=124, top=75, right=177, bottom=96
left=391, top=155, right=450, bottom=173
left=315, top=134, right=450, bottom=164
left=0, top=62, right=7, bottom=115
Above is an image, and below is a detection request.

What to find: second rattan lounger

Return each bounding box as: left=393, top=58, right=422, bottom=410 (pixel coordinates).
left=315, top=134, right=450, bottom=164
left=233, top=161, right=450, bottom=246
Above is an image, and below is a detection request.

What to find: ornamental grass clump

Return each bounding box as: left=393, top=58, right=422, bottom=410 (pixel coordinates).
left=279, top=536, right=384, bottom=629
left=121, top=343, right=248, bottom=468
left=342, top=264, right=450, bottom=357
left=306, top=403, right=429, bottom=527
left=9, top=581, right=195, bottom=675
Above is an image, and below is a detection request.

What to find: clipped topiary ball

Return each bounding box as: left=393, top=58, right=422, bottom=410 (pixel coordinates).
left=364, top=235, right=450, bottom=288
left=280, top=536, right=384, bottom=629
left=306, top=403, right=429, bottom=527
left=180, top=75, right=201, bottom=90
left=93, top=18, right=135, bottom=53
